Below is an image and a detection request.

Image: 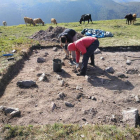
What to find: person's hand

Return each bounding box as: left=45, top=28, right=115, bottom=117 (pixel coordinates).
left=76, top=63, right=79, bottom=69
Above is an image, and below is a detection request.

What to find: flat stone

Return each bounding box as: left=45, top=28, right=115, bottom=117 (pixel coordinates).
left=0, top=106, right=20, bottom=117
left=53, top=47, right=57, bottom=51
left=126, top=69, right=139, bottom=74
left=94, top=48, right=101, bottom=54
left=65, top=102, right=74, bottom=107
left=38, top=73, right=47, bottom=81
left=105, top=67, right=115, bottom=74
left=37, top=57, right=45, bottom=63
left=116, top=72, right=127, bottom=78
left=17, top=80, right=36, bottom=88
left=122, top=108, right=139, bottom=127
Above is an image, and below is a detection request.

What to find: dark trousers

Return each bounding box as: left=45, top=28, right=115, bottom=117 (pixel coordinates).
left=80, top=39, right=99, bottom=75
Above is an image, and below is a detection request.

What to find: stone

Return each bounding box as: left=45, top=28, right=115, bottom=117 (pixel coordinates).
left=116, top=72, right=127, bottom=78
left=81, top=135, right=85, bottom=138
left=100, top=57, right=105, bottom=60
left=38, top=73, right=47, bottom=81
left=56, top=75, right=62, bottom=80
left=12, top=49, right=17, bottom=53
left=44, top=52, right=49, bottom=57
left=126, top=60, right=131, bottom=65
left=53, top=47, right=57, bottom=51
left=135, top=95, right=140, bottom=103
left=76, top=85, right=83, bottom=90
left=85, top=75, right=89, bottom=81
left=82, top=118, right=87, bottom=121
left=7, top=57, right=14, bottom=61
left=126, top=69, right=139, bottom=74
left=76, top=93, right=83, bottom=99
left=122, top=108, right=139, bottom=127
left=65, top=102, right=74, bottom=107
left=17, top=80, right=36, bottom=88
left=0, top=106, right=20, bottom=117
left=91, top=96, right=97, bottom=101
left=51, top=102, right=56, bottom=111
left=37, top=57, right=45, bottom=63
left=58, top=92, right=66, bottom=100
left=105, top=67, right=115, bottom=74
left=59, top=80, right=64, bottom=86
left=111, top=115, right=117, bottom=122
left=94, top=48, right=101, bottom=54
left=37, top=73, right=43, bottom=77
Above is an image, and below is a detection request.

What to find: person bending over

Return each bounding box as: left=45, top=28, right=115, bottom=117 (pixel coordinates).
left=58, top=28, right=77, bottom=61
left=68, top=36, right=99, bottom=76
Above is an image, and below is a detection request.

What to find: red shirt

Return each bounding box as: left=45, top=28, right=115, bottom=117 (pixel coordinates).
left=74, top=36, right=97, bottom=63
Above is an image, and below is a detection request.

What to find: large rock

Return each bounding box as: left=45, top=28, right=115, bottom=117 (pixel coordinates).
left=17, top=80, right=36, bottom=88
left=122, top=108, right=139, bottom=127
left=0, top=106, right=20, bottom=117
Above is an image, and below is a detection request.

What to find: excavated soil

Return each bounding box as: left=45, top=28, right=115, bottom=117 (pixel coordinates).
left=0, top=47, right=140, bottom=126
left=29, top=26, right=84, bottom=43
left=0, top=26, right=140, bottom=127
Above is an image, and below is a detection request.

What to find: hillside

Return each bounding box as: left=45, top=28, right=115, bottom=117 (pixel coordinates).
left=0, top=0, right=140, bottom=26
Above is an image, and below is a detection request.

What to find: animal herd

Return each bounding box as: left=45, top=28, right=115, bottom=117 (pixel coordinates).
left=2, top=13, right=137, bottom=26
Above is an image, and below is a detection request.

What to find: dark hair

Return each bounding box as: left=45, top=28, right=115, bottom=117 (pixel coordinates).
left=61, top=36, right=67, bottom=43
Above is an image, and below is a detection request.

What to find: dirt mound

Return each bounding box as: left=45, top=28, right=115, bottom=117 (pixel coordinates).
left=29, top=26, right=84, bottom=43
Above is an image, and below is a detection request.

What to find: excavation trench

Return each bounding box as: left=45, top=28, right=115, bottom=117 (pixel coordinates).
left=0, top=45, right=140, bottom=126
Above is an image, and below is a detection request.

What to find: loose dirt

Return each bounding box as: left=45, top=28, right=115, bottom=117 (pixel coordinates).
left=0, top=27, right=140, bottom=127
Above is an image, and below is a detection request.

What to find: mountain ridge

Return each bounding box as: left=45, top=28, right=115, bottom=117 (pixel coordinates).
left=0, top=0, right=140, bottom=26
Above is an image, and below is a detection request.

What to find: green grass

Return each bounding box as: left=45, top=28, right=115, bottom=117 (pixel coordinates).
left=1, top=124, right=140, bottom=140
left=0, top=18, right=140, bottom=56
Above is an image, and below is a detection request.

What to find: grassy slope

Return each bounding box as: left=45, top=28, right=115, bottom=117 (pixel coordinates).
left=0, top=19, right=140, bottom=139
left=0, top=18, right=140, bottom=55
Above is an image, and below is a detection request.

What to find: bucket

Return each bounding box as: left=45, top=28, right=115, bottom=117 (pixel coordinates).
left=53, top=59, right=62, bottom=72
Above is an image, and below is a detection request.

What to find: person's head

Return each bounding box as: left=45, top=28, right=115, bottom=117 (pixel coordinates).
left=68, top=43, right=76, bottom=51
left=60, top=36, right=67, bottom=43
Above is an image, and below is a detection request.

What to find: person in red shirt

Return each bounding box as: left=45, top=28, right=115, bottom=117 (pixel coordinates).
left=68, top=36, right=99, bottom=76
